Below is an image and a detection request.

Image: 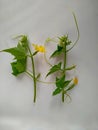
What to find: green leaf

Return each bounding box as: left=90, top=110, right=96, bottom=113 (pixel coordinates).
left=64, top=80, right=72, bottom=88
left=2, top=35, right=29, bottom=76
left=65, top=65, right=76, bottom=71
left=32, top=51, right=38, bottom=56
left=53, top=75, right=72, bottom=96
left=66, top=84, right=75, bottom=91
left=20, top=35, right=27, bottom=42
left=57, top=45, right=63, bottom=51
left=2, top=35, right=28, bottom=60
left=52, top=75, right=65, bottom=96
left=46, top=62, right=62, bottom=77
left=56, top=76, right=71, bottom=89
left=3, top=47, right=26, bottom=59
left=50, top=45, right=63, bottom=58
left=17, top=42, right=27, bottom=53
left=11, top=58, right=27, bottom=76
left=56, top=75, right=65, bottom=88
left=52, top=87, right=62, bottom=96
left=19, top=36, right=29, bottom=51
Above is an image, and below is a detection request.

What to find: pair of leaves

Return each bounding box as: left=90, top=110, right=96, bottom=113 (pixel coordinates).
left=53, top=75, right=72, bottom=96
left=46, top=62, right=62, bottom=77
left=2, top=35, right=28, bottom=76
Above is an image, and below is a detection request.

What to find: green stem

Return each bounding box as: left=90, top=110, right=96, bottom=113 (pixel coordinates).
left=27, top=45, right=36, bottom=103
left=62, top=44, right=66, bottom=102
left=62, top=90, right=65, bottom=102
left=25, top=70, right=55, bottom=84
left=25, top=71, right=34, bottom=78
left=63, top=45, right=66, bottom=70
left=64, top=65, right=76, bottom=71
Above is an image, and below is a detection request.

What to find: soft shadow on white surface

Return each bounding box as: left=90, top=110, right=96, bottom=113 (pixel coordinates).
left=0, top=0, right=98, bottom=130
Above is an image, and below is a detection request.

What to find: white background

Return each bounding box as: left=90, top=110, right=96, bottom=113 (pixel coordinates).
left=0, top=0, right=98, bottom=130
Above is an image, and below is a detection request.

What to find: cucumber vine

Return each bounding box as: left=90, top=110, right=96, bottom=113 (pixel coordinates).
left=0, top=12, right=79, bottom=103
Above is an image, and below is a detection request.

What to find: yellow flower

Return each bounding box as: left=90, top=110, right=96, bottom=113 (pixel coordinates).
left=73, top=77, right=78, bottom=85
left=32, top=44, right=46, bottom=53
